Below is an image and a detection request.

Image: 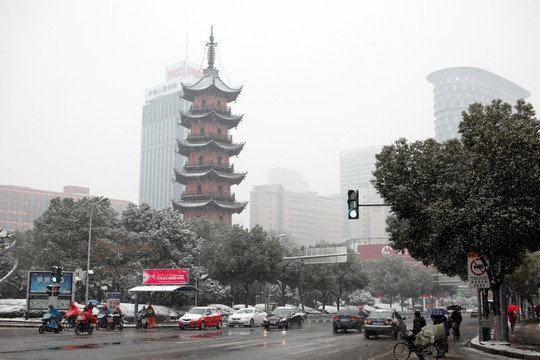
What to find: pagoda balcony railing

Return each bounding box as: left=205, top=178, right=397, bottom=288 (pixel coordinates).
left=183, top=162, right=234, bottom=173
left=189, top=105, right=231, bottom=116
left=181, top=192, right=236, bottom=203
left=186, top=134, right=232, bottom=144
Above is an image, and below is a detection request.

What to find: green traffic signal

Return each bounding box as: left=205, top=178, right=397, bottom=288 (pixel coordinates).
left=347, top=190, right=359, bottom=219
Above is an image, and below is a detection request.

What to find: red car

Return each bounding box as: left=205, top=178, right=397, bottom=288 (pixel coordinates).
left=178, top=307, right=223, bottom=330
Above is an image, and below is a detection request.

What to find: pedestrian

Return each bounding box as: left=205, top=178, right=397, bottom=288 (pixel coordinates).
left=412, top=311, right=426, bottom=336
left=450, top=309, right=462, bottom=339
left=508, top=310, right=517, bottom=331
left=147, top=304, right=156, bottom=328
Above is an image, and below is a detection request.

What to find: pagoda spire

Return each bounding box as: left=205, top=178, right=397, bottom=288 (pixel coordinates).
left=206, top=25, right=217, bottom=69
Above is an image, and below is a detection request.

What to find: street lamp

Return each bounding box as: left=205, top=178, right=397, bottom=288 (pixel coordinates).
left=85, top=197, right=106, bottom=305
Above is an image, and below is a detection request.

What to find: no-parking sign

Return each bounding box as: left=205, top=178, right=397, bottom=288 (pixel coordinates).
left=467, top=252, right=490, bottom=288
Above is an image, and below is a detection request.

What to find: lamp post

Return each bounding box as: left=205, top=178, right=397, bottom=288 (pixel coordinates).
left=85, top=197, right=106, bottom=305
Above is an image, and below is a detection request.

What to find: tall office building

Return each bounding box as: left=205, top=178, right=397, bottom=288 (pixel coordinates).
left=139, top=60, right=202, bottom=209
left=340, top=146, right=390, bottom=244
left=250, top=184, right=343, bottom=246
left=268, top=168, right=308, bottom=193
left=427, top=67, right=530, bottom=142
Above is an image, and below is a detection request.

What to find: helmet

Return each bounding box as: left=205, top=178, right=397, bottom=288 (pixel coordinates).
left=103, top=305, right=107, bottom=309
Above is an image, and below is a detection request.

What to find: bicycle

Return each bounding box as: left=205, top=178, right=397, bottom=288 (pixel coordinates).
left=393, top=330, right=439, bottom=360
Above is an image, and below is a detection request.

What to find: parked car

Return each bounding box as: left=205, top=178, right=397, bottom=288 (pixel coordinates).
left=363, top=309, right=406, bottom=339
left=263, top=306, right=305, bottom=330
left=208, top=304, right=234, bottom=318
left=333, top=307, right=369, bottom=333
left=178, top=307, right=222, bottom=330
left=232, top=304, right=254, bottom=311
left=227, top=307, right=267, bottom=327
left=470, top=307, right=479, bottom=318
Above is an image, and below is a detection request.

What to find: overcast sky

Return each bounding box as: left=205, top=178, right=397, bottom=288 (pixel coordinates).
left=1, top=0, right=539, bottom=227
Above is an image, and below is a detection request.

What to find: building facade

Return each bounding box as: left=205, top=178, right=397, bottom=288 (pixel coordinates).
left=250, top=184, right=343, bottom=246
left=340, top=146, right=390, bottom=243
left=172, top=29, right=247, bottom=225
left=427, top=67, right=530, bottom=142
left=0, top=185, right=132, bottom=232
left=139, top=60, right=202, bottom=209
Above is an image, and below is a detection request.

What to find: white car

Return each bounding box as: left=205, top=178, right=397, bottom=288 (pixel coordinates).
left=227, top=307, right=267, bottom=327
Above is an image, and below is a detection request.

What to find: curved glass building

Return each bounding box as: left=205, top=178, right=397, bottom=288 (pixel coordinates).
left=427, top=67, right=530, bottom=142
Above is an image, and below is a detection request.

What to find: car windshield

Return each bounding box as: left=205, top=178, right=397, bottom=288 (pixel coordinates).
left=370, top=311, right=392, bottom=319
left=236, top=309, right=253, bottom=314
left=338, top=309, right=358, bottom=316
left=187, top=308, right=206, bottom=315
left=272, top=308, right=292, bottom=316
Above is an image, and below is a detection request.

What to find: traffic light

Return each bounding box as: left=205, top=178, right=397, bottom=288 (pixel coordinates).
left=46, top=284, right=60, bottom=296
left=51, top=266, right=62, bottom=283
left=347, top=190, right=359, bottom=219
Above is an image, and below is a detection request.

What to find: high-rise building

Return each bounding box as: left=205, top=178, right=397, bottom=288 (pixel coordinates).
left=0, top=185, right=132, bottom=232
left=340, top=146, right=390, bottom=243
left=427, top=67, right=530, bottom=142
left=172, top=28, right=247, bottom=225
left=139, top=60, right=202, bottom=209
left=250, top=184, right=343, bottom=246
left=268, top=168, right=308, bottom=193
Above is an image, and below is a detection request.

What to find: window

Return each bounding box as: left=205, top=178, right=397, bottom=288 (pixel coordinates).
left=199, top=156, right=203, bottom=165
left=218, top=128, right=222, bottom=135
left=202, top=99, right=206, bottom=106
left=218, top=186, right=223, bottom=195
left=217, top=157, right=222, bottom=166
left=17, top=193, right=25, bottom=212
left=200, top=127, right=205, bottom=135
left=197, top=185, right=202, bottom=194
left=217, top=100, right=221, bottom=107
left=5, top=193, right=13, bottom=210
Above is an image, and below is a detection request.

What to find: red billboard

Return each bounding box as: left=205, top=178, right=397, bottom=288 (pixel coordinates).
left=143, top=269, right=189, bottom=285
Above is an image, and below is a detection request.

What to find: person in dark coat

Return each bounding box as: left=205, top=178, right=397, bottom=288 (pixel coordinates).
left=412, top=311, right=427, bottom=336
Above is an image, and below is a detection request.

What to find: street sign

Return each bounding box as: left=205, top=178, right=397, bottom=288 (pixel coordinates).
left=467, top=252, right=489, bottom=288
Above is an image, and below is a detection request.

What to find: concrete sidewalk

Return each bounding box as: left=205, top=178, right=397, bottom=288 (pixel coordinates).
left=471, top=319, right=540, bottom=359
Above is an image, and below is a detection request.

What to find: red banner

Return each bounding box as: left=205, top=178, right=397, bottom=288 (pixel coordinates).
left=143, top=269, right=188, bottom=285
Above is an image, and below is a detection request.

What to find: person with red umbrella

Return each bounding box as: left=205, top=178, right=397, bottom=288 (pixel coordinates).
left=507, top=305, right=519, bottom=331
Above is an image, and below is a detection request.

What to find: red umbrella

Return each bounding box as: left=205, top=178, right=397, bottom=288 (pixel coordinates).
left=507, top=305, right=519, bottom=313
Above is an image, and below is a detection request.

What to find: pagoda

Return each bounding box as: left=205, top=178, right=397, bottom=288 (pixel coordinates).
left=172, top=27, right=247, bottom=225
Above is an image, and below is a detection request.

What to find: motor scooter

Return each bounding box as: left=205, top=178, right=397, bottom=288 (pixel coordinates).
left=107, top=313, right=124, bottom=331
left=75, top=315, right=95, bottom=335
left=39, top=313, right=63, bottom=334
left=96, top=309, right=110, bottom=330
left=136, top=312, right=148, bottom=329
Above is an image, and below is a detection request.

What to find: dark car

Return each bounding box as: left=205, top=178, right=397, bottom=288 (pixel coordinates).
left=364, top=310, right=406, bottom=339
left=333, top=307, right=369, bottom=333
left=263, top=306, right=305, bottom=330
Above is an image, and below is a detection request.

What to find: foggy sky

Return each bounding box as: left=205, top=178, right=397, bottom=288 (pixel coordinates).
left=1, top=0, right=539, bottom=227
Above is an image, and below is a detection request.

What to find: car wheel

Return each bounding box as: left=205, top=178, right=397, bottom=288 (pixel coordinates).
left=216, top=321, right=222, bottom=329
left=199, top=321, right=206, bottom=330
left=249, top=319, right=254, bottom=328
left=284, top=321, right=289, bottom=330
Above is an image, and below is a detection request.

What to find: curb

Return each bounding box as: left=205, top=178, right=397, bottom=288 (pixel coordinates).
left=471, top=336, right=540, bottom=360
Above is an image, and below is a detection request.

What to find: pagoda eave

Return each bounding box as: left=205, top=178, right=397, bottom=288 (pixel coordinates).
left=172, top=199, right=247, bottom=214
left=174, top=168, right=247, bottom=185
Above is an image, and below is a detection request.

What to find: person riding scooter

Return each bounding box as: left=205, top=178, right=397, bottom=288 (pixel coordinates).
left=96, top=305, right=111, bottom=329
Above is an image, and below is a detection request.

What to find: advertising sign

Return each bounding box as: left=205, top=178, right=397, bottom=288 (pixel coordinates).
left=29, top=271, right=73, bottom=295
left=467, top=252, right=490, bottom=288
left=106, top=292, right=121, bottom=310
left=143, top=269, right=188, bottom=285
